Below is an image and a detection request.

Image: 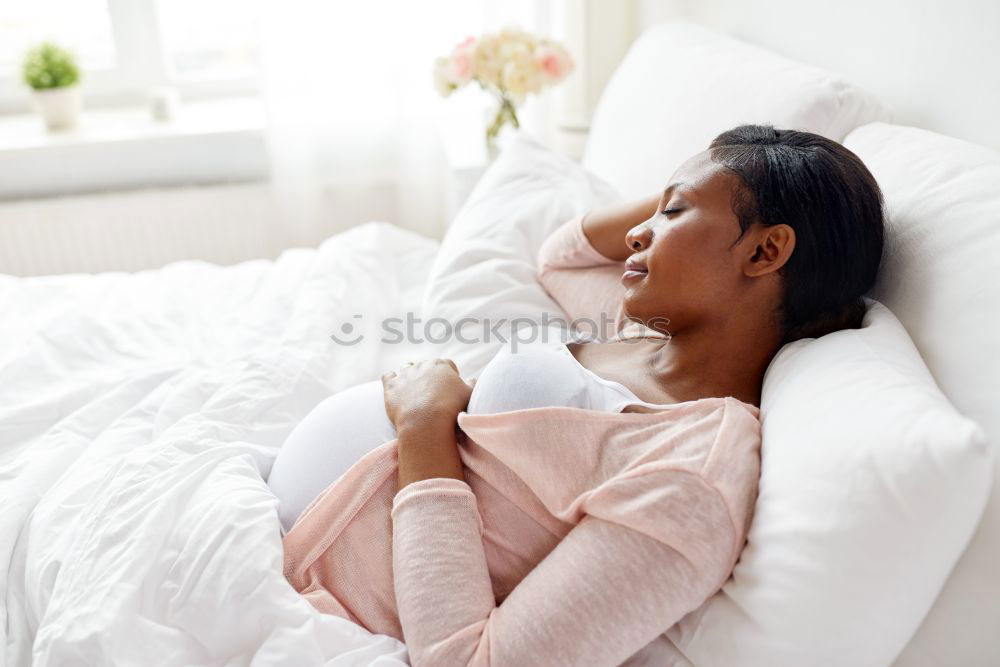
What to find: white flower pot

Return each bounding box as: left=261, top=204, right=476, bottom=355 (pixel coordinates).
left=31, top=85, right=82, bottom=131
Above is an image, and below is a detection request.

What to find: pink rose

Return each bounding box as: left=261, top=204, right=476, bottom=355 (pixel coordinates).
left=448, top=37, right=476, bottom=84
left=537, top=45, right=573, bottom=83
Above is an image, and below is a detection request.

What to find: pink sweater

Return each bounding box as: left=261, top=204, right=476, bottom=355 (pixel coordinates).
left=282, top=216, right=762, bottom=666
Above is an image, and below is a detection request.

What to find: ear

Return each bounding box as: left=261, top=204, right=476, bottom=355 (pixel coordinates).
left=742, top=224, right=796, bottom=278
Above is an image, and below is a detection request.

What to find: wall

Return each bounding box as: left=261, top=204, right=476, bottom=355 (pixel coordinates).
left=549, top=0, right=637, bottom=158
left=0, top=181, right=402, bottom=276
left=635, top=0, right=1000, bottom=151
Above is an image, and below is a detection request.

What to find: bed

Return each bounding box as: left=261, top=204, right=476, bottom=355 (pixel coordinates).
left=3, top=21, right=998, bottom=667
left=0, top=222, right=434, bottom=665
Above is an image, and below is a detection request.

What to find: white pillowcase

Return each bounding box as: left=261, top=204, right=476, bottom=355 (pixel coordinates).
left=421, top=133, right=622, bottom=377
left=668, top=301, right=991, bottom=667
left=583, top=20, right=893, bottom=200
left=843, top=122, right=1000, bottom=666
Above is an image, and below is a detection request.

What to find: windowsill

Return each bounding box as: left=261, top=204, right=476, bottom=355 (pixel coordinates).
left=0, top=96, right=269, bottom=200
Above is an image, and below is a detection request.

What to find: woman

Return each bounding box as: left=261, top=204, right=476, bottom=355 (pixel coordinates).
left=268, top=124, right=885, bottom=665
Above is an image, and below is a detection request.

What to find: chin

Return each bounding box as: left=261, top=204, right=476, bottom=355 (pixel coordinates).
left=622, top=298, right=649, bottom=326
left=622, top=294, right=639, bottom=320
left=623, top=299, right=672, bottom=335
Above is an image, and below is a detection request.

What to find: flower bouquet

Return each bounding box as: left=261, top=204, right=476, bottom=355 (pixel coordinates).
left=434, top=27, right=574, bottom=154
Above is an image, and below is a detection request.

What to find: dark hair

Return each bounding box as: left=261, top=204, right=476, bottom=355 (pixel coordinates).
left=708, top=124, right=885, bottom=342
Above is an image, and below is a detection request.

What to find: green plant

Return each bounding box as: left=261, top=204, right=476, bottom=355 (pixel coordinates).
left=22, top=42, right=80, bottom=90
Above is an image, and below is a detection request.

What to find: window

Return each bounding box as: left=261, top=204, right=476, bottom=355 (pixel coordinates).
left=156, top=0, right=260, bottom=81
left=0, top=0, right=261, bottom=114
left=0, top=0, right=117, bottom=76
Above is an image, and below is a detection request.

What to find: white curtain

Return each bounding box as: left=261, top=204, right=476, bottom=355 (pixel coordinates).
left=258, top=0, right=550, bottom=244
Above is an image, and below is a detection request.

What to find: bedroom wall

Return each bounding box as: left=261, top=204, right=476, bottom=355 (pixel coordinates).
left=635, top=0, right=1000, bottom=151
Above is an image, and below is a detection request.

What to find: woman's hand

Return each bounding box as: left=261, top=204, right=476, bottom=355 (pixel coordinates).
left=382, top=358, right=476, bottom=490
left=381, top=358, right=474, bottom=433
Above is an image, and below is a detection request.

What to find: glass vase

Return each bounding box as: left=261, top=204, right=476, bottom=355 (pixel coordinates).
left=485, top=93, right=520, bottom=159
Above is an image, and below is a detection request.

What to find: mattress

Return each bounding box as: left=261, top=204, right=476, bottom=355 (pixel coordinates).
left=0, top=221, right=439, bottom=666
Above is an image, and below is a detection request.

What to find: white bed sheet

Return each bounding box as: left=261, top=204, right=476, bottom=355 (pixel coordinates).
left=0, top=222, right=442, bottom=666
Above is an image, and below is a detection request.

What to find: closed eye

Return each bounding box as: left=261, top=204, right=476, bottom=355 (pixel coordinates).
left=660, top=208, right=682, bottom=216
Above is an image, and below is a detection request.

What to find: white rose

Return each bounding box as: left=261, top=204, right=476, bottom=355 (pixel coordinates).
left=433, top=56, right=456, bottom=97
left=473, top=34, right=503, bottom=88
left=501, top=52, right=542, bottom=97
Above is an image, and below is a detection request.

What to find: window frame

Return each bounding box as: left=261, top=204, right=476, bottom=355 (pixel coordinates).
left=0, top=0, right=258, bottom=115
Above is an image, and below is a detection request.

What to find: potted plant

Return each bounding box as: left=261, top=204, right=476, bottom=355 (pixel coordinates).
left=434, top=27, right=574, bottom=156
left=22, top=42, right=82, bottom=131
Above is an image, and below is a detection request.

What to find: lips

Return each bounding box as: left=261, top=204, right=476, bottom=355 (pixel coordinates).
left=624, top=259, right=647, bottom=273
left=621, top=257, right=648, bottom=283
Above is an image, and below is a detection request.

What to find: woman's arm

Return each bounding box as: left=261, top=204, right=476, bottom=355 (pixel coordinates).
left=579, top=193, right=661, bottom=261
left=535, top=197, right=658, bottom=334
left=391, top=472, right=736, bottom=666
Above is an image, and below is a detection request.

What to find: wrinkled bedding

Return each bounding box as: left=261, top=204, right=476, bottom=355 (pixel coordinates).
left=0, top=222, right=441, bottom=666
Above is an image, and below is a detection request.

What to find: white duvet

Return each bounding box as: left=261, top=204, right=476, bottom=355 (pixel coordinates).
left=0, top=222, right=441, bottom=666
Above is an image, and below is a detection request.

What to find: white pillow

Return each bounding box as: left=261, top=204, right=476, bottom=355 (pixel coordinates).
left=843, top=123, right=1000, bottom=666
left=668, top=301, right=991, bottom=666
left=421, top=133, right=622, bottom=377
left=583, top=21, right=893, bottom=200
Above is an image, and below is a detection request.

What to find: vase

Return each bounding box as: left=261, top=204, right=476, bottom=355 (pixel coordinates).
left=485, top=93, right=520, bottom=159
left=31, top=85, right=82, bottom=131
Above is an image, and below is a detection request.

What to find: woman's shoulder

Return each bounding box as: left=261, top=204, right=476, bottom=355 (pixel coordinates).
left=460, top=395, right=760, bottom=484
left=614, top=396, right=761, bottom=518
left=619, top=395, right=761, bottom=449
left=646, top=396, right=761, bottom=485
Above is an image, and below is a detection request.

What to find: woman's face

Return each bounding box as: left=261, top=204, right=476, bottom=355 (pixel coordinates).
left=622, top=150, right=756, bottom=335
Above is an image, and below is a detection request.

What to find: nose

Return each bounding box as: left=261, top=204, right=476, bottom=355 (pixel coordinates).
left=625, top=222, right=653, bottom=252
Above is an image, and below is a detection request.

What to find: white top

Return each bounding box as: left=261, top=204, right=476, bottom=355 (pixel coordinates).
left=468, top=340, right=665, bottom=415
left=269, top=335, right=665, bottom=533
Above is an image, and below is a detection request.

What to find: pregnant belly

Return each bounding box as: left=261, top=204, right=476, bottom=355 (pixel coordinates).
left=267, top=379, right=397, bottom=533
